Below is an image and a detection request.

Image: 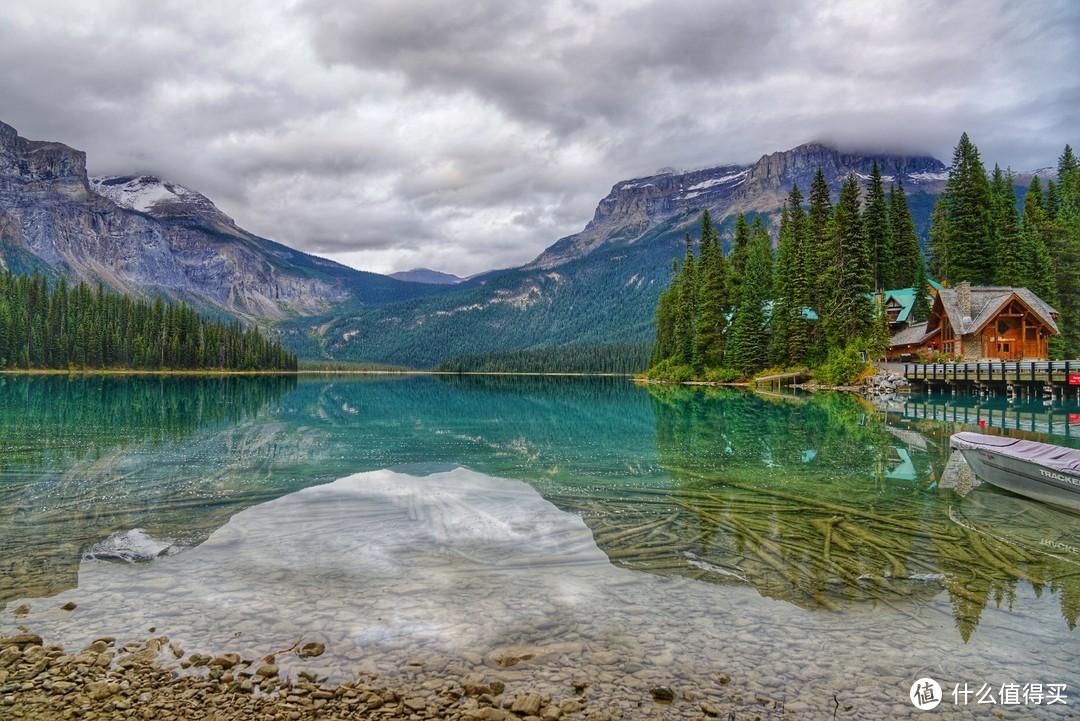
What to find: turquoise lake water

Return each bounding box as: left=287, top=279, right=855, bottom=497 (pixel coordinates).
left=0, top=375, right=1077, bottom=719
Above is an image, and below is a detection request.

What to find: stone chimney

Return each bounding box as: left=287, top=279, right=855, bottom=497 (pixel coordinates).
left=957, top=281, right=972, bottom=322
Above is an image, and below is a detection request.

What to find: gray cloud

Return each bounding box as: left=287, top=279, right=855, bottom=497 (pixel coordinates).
left=0, top=0, right=1077, bottom=276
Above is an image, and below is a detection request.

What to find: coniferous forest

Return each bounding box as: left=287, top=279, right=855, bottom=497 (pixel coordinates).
left=650, top=135, right=1079, bottom=382
left=930, top=136, right=1079, bottom=357
left=0, top=272, right=297, bottom=371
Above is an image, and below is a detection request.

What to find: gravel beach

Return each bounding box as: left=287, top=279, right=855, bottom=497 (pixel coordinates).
left=0, top=632, right=783, bottom=721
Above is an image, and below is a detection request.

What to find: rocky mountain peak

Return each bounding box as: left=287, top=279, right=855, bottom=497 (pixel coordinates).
left=0, top=121, right=18, bottom=154
left=0, top=120, right=88, bottom=191
left=527, top=141, right=950, bottom=270
left=89, top=175, right=237, bottom=229
left=742, top=142, right=947, bottom=194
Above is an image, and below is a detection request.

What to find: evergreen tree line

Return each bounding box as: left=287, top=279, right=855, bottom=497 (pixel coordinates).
left=929, top=134, right=1078, bottom=357
left=434, top=342, right=651, bottom=374
left=0, top=272, right=297, bottom=371
left=651, top=160, right=922, bottom=380
left=0, top=375, right=296, bottom=472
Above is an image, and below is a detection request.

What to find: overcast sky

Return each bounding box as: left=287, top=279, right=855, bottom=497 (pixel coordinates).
left=2, top=0, right=1077, bottom=277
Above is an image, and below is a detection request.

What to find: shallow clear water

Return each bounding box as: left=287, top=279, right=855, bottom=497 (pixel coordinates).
left=0, top=375, right=1077, bottom=719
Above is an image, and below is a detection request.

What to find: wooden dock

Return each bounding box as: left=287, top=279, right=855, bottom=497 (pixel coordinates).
left=903, top=361, right=1080, bottom=400
left=753, top=371, right=811, bottom=387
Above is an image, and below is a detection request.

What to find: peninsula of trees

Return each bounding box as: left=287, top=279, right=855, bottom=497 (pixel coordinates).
left=650, top=134, right=1080, bottom=382
left=0, top=272, right=297, bottom=371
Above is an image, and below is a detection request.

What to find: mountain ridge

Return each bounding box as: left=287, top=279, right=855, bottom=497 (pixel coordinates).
left=527, top=142, right=948, bottom=269
left=288, top=140, right=964, bottom=366
left=0, top=120, right=443, bottom=321
left=387, top=268, right=463, bottom=285
left=3, top=119, right=1056, bottom=368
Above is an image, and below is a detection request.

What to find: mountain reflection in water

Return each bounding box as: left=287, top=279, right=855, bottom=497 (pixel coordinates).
left=0, top=376, right=1076, bottom=718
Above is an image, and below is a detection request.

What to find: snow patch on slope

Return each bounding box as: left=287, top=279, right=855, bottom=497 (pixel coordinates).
left=686, top=170, right=750, bottom=191
left=90, top=175, right=197, bottom=213
left=907, top=170, right=951, bottom=182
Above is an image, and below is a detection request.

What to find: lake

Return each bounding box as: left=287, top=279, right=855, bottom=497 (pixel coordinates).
left=0, top=375, right=1077, bottom=719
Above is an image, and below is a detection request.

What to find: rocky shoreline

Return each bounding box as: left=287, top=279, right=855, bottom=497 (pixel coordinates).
left=1, top=632, right=785, bottom=721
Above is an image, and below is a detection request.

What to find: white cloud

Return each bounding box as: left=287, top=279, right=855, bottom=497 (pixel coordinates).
left=0, top=0, right=1076, bottom=276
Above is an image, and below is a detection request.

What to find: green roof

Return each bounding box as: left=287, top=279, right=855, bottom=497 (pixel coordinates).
left=883, top=288, right=918, bottom=323
left=880, top=281, right=941, bottom=324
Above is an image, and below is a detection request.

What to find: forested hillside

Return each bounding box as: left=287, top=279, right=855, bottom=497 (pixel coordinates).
left=0, top=272, right=297, bottom=371
left=649, top=135, right=1080, bottom=382
left=930, top=136, right=1079, bottom=357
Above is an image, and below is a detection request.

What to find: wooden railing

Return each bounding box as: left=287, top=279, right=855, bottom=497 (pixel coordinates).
left=903, top=361, right=1080, bottom=385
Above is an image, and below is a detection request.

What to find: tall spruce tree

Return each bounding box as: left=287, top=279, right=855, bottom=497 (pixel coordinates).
left=729, top=213, right=751, bottom=303
left=694, top=210, right=729, bottom=369
left=928, top=198, right=950, bottom=282
left=651, top=258, right=679, bottom=367
left=863, top=160, right=893, bottom=290
left=770, top=185, right=812, bottom=366
left=1059, top=144, right=1079, bottom=200
left=769, top=205, right=794, bottom=366
left=991, top=166, right=1025, bottom=286
left=726, top=223, right=773, bottom=376
left=1049, top=145, right=1080, bottom=357
left=807, top=166, right=833, bottom=313
left=673, top=234, right=698, bottom=366
left=822, top=173, right=874, bottom=350
left=888, top=178, right=930, bottom=319
left=931, top=132, right=996, bottom=284
left=1020, top=176, right=1056, bottom=303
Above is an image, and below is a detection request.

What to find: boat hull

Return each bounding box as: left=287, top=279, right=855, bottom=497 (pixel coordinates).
left=950, top=432, right=1080, bottom=513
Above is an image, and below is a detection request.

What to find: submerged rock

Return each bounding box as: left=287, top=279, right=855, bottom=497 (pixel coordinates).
left=82, top=529, right=176, bottom=564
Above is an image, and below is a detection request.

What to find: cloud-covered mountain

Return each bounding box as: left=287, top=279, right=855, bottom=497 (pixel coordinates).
left=286, top=143, right=952, bottom=367
left=0, top=120, right=441, bottom=321
left=387, top=268, right=463, bottom=285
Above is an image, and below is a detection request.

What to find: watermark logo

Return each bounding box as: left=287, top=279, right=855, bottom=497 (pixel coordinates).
left=909, top=679, right=1068, bottom=709
left=911, top=678, right=942, bottom=710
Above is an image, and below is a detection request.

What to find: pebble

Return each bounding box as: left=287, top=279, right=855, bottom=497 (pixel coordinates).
left=0, top=627, right=869, bottom=720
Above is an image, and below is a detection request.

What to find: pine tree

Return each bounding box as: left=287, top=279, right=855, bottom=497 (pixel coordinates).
left=928, top=198, right=950, bottom=282
left=991, top=166, right=1025, bottom=286
left=651, top=259, right=679, bottom=367
left=726, top=224, right=773, bottom=376
left=807, top=166, right=833, bottom=313
left=769, top=205, right=793, bottom=366
left=822, top=173, right=873, bottom=350
left=889, top=178, right=930, bottom=319
left=786, top=185, right=813, bottom=365
left=863, top=160, right=892, bottom=290
left=770, top=185, right=812, bottom=366
left=1049, top=144, right=1080, bottom=357
left=694, top=210, right=729, bottom=369
left=932, top=132, right=996, bottom=284
left=865, top=296, right=893, bottom=361
left=1059, top=144, right=1079, bottom=202
left=673, top=234, right=697, bottom=366
left=729, top=214, right=751, bottom=303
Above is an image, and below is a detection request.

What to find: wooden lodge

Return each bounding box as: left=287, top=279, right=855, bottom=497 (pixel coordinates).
left=887, top=281, right=1059, bottom=361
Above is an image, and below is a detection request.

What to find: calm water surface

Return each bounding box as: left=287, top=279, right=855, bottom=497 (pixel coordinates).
left=0, top=375, right=1077, bottom=719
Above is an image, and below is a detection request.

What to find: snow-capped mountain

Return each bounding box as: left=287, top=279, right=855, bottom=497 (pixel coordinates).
left=89, top=175, right=236, bottom=229
left=0, top=120, right=441, bottom=320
